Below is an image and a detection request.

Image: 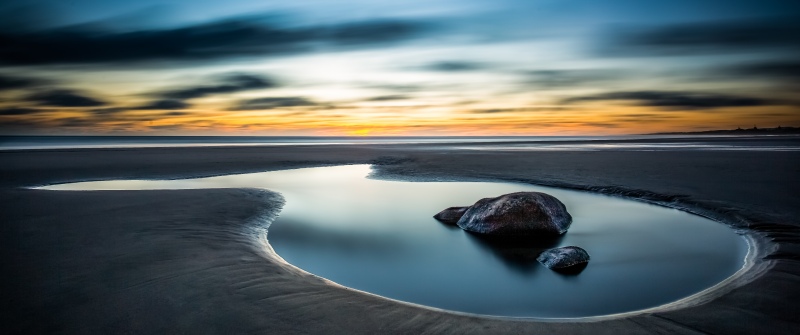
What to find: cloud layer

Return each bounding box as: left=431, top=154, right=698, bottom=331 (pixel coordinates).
left=154, top=74, right=277, bottom=100
left=1, top=3, right=798, bottom=135
left=0, top=16, right=434, bottom=65
left=563, top=91, right=773, bottom=110
left=230, top=97, right=318, bottom=110
left=25, top=89, right=106, bottom=107
left=0, top=74, right=49, bottom=91
left=133, top=73, right=278, bottom=110
left=603, top=18, right=800, bottom=56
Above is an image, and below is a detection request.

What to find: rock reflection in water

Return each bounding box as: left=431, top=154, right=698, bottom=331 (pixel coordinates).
left=465, top=233, right=564, bottom=273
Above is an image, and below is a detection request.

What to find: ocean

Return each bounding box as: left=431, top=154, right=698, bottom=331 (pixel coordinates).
left=1, top=135, right=798, bottom=151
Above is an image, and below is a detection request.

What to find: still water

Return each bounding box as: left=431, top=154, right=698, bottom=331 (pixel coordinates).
left=40, top=165, right=747, bottom=318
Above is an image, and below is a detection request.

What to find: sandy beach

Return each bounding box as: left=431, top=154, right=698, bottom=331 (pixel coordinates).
left=2, top=137, right=799, bottom=334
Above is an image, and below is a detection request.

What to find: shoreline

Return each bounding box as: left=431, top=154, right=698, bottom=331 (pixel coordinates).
left=1, top=134, right=798, bottom=152
left=41, top=163, right=757, bottom=321
left=254, top=164, right=764, bottom=322
left=372, top=163, right=766, bottom=322
left=2, top=140, right=798, bottom=333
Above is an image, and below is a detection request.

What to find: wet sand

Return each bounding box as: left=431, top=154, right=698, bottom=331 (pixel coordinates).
left=1, top=138, right=799, bottom=334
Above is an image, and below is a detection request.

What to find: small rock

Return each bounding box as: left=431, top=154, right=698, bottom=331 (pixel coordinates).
left=537, top=246, right=590, bottom=269
left=456, top=192, right=572, bottom=237
left=433, top=206, right=469, bottom=225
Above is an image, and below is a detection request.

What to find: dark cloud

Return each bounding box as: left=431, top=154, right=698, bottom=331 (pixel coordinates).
left=133, top=73, right=278, bottom=112
left=0, top=118, right=39, bottom=129
left=563, top=90, right=773, bottom=110
left=230, top=97, right=317, bottom=110
left=424, top=61, right=486, bottom=72
left=135, top=99, right=190, bottom=110
left=723, top=60, right=800, bottom=83
left=602, top=18, right=800, bottom=56
left=0, top=107, right=43, bottom=115
left=88, top=107, right=128, bottom=115
left=162, top=111, right=188, bottom=116
left=580, top=122, right=621, bottom=128
left=86, top=108, right=189, bottom=122
left=610, top=113, right=679, bottom=123
left=363, top=83, right=428, bottom=92
left=147, top=125, right=184, bottom=131
left=472, top=109, right=513, bottom=114
left=329, top=20, right=430, bottom=46
left=470, top=107, right=568, bottom=114
left=25, top=89, right=106, bottom=107
left=524, top=70, right=618, bottom=88
left=0, top=15, right=434, bottom=65
left=53, top=117, right=97, bottom=128
left=366, top=95, right=410, bottom=101
left=156, top=73, right=277, bottom=100
left=0, top=74, right=49, bottom=91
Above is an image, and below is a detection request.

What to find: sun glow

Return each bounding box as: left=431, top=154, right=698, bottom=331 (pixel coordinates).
left=348, top=128, right=372, bottom=136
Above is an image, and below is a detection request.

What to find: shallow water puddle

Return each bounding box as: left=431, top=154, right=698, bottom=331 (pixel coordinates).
left=39, top=164, right=747, bottom=318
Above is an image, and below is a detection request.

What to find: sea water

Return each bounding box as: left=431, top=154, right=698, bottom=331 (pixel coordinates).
left=40, top=165, right=748, bottom=318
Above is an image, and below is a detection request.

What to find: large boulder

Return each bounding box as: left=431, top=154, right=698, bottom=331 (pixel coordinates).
left=456, top=192, right=572, bottom=237
left=433, top=206, right=469, bottom=225
left=536, top=246, right=590, bottom=270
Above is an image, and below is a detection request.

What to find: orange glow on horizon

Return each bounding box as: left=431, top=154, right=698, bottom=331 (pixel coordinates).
left=347, top=129, right=372, bottom=136
left=1, top=103, right=798, bottom=136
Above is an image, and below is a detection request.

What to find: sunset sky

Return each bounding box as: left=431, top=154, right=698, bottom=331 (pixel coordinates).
left=0, top=0, right=798, bottom=136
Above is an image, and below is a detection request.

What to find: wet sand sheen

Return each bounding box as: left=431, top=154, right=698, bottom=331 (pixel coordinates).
left=39, top=164, right=747, bottom=318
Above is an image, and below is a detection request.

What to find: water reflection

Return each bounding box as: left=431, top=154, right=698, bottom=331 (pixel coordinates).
left=466, top=232, right=564, bottom=273
left=39, top=165, right=747, bottom=318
